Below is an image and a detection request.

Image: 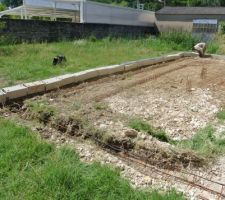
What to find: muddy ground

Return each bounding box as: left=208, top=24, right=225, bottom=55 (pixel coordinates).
left=2, top=57, right=225, bottom=199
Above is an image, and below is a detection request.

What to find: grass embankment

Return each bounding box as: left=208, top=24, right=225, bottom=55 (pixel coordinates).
left=0, top=118, right=183, bottom=199
left=0, top=32, right=221, bottom=88
left=129, top=118, right=225, bottom=158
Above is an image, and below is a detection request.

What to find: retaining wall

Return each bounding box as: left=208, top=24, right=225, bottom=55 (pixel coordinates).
left=0, top=52, right=201, bottom=105
left=0, top=19, right=158, bottom=42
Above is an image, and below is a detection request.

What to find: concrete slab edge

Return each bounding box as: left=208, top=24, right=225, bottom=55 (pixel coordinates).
left=0, top=52, right=199, bottom=104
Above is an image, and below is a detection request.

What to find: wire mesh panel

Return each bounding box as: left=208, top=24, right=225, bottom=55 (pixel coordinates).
left=192, top=19, right=218, bottom=41
left=192, top=19, right=218, bottom=33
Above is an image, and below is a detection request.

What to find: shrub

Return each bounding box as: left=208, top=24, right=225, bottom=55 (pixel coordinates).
left=159, top=31, right=200, bottom=50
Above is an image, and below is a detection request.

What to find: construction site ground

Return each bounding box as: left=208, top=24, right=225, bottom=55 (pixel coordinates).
left=2, top=57, right=225, bottom=200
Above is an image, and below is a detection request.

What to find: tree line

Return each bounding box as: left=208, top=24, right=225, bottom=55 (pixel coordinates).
left=0, top=0, right=225, bottom=11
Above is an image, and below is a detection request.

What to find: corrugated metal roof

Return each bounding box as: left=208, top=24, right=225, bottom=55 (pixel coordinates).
left=156, top=6, right=225, bottom=15
left=193, top=19, right=218, bottom=24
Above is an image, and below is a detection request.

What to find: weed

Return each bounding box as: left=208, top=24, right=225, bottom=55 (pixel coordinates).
left=176, top=126, right=225, bottom=157
left=217, top=109, right=225, bottom=120
left=94, top=102, right=109, bottom=110
left=0, top=118, right=184, bottom=199
left=159, top=31, right=200, bottom=50
left=129, top=118, right=170, bottom=142
left=25, top=99, right=56, bottom=124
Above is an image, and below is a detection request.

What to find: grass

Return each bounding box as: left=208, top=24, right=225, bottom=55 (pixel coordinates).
left=176, top=126, right=225, bottom=158
left=0, top=118, right=184, bottom=199
left=217, top=109, right=225, bottom=120
left=129, top=118, right=171, bottom=142
left=129, top=118, right=225, bottom=158
left=1, top=31, right=221, bottom=88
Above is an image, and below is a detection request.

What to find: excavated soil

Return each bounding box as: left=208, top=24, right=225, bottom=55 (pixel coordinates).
left=2, top=57, right=225, bottom=199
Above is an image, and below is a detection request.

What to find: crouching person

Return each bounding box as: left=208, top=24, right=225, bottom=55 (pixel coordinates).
left=193, top=42, right=207, bottom=57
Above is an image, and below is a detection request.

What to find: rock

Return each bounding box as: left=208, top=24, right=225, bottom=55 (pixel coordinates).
left=140, top=134, right=147, bottom=140
left=124, top=129, right=138, bottom=138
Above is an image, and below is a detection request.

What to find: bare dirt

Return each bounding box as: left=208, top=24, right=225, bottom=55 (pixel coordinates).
left=2, top=57, right=225, bottom=200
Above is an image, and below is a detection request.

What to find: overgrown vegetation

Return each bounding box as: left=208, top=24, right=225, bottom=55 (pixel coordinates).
left=0, top=33, right=221, bottom=87
left=159, top=31, right=200, bottom=50
left=0, top=118, right=183, bottom=199
left=129, top=118, right=171, bottom=142
left=176, top=126, right=225, bottom=158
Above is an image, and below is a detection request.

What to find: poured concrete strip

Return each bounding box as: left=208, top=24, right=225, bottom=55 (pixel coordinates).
left=24, top=81, right=45, bottom=95
left=3, top=84, right=28, bottom=100
left=43, top=77, right=63, bottom=91
left=96, top=64, right=125, bottom=76
left=0, top=90, right=6, bottom=104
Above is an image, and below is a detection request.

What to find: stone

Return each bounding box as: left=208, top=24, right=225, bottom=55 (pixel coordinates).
left=96, top=64, right=124, bottom=76
left=124, top=129, right=138, bottom=138
left=0, top=90, right=6, bottom=104
left=43, top=77, right=63, bottom=91
left=24, top=81, right=45, bottom=95
left=3, top=84, right=28, bottom=100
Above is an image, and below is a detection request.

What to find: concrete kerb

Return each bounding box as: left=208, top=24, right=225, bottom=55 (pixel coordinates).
left=73, top=69, right=99, bottom=83
left=43, top=77, right=64, bottom=91
left=95, top=64, right=125, bottom=76
left=2, top=84, right=28, bottom=100
left=0, top=90, right=6, bottom=105
left=179, top=52, right=199, bottom=57
left=0, top=52, right=200, bottom=104
left=124, top=61, right=139, bottom=71
left=57, top=74, right=77, bottom=87
left=211, top=54, right=225, bottom=60
left=24, top=81, right=45, bottom=95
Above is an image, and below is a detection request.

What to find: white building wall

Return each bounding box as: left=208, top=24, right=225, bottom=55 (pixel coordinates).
left=83, top=1, right=155, bottom=26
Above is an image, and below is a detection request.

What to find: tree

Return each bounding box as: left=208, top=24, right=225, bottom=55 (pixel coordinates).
left=0, top=3, right=6, bottom=11
left=2, top=0, right=22, bottom=7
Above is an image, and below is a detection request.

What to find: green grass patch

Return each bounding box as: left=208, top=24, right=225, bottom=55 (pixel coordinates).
left=129, top=118, right=170, bottom=142
left=217, top=109, right=225, bottom=120
left=129, top=118, right=225, bottom=158
left=176, top=126, right=225, bottom=157
left=0, top=32, right=222, bottom=87
left=0, top=33, right=202, bottom=87
left=0, top=118, right=184, bottom=199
